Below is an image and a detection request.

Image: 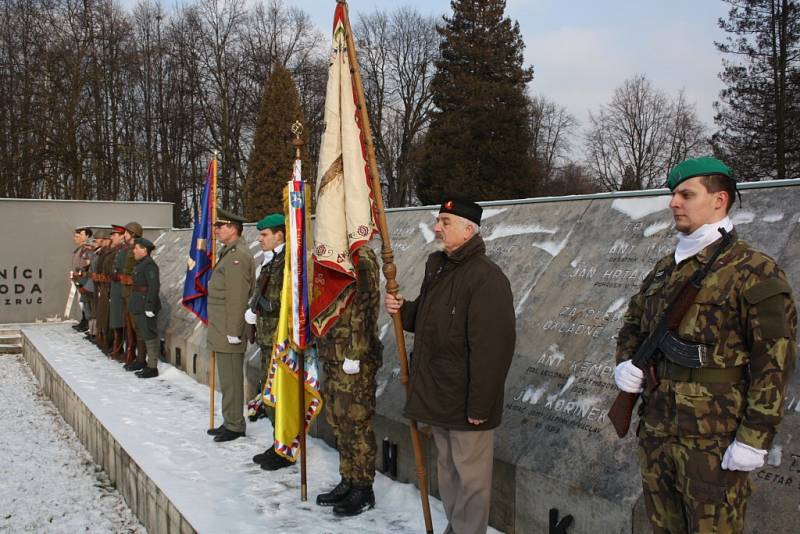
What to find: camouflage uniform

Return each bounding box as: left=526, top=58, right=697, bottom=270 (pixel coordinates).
left=253, top=247, right=286, bottom=366
left=616, top=234, right=797, bottom=533
left=317, top=247, right=383, bottom=486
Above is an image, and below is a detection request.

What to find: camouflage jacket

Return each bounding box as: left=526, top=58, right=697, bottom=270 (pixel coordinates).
left=616, top=233, right=797, bottom=449
left=317, top=246, right=382, bottom=364
left=252, top=247, right=285, bottom=347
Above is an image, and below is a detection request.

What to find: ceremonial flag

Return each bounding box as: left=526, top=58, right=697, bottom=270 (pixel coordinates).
left=181, top=160, right=216, bottom=323
left=262, top=160, right=323, bottom=462
left=310, top=3, right=379, bottom=337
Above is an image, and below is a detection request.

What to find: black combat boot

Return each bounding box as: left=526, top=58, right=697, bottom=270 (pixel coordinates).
left=260, top=451, right=294, bottom=471
left=137, top=367, right=158, bottom=379
left=214, top=427, right=245, bottom=442
left=316, top=479, right=352, bottom=506
left=333, top=485, right=375, bottom=516
left=124, top=361, right=144, bottom=372
left=73, top=318, right=88, bottom=332
left=253, top=447, right=276, bottom=464
left=207, top=424, right=225, bottom=436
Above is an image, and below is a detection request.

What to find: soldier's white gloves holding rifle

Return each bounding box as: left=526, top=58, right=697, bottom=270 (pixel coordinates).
left=227, top=335, right=242, bottom=345
left=145, top=311, right=155, bottom=318
left=614, top=360, right=645, bottom=393
left=244, top=308, right=257, bottom=325
left=722, top=440, right=767, bottom=471
left=343, top=358, right=360, bottom=375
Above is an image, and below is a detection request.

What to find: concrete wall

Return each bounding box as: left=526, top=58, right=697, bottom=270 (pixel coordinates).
left=128, top=181, right=800, bottom=533
left=0, top=199, right=173, bottom=324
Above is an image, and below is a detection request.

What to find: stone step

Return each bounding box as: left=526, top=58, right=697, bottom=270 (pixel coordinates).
left=0, top=333, right=21, bottom=343
left=0, top=343, right=22, bottom=354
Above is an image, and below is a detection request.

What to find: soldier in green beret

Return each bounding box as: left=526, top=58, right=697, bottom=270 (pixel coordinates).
left=206, top=208, right=255, bottom=442
left=614, top=156, right=797, bottom=533
left=246, top=213, right=292, bottom=470
left=128, top=238, right=162, bottom=379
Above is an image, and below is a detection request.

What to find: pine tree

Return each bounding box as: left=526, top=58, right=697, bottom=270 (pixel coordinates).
left=713, top=0, right=800, bottom=180
left=416, top=0, right=534, bottom=205
left=243, top=63, right=308, bottom=220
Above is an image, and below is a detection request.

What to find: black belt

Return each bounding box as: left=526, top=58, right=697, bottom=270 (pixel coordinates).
left=656, top=360, right=745, bottom=383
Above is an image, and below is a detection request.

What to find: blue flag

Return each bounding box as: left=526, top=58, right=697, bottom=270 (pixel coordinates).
left=182, top=161, right=216, bottom=323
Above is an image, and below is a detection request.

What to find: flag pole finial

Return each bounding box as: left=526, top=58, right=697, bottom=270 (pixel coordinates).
left=291, top=121, right=304, bottom=160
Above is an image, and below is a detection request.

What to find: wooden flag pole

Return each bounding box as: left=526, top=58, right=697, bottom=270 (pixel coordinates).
left=209, top=153, right=218, bottom=431
left=338, top=2, right=433, bottom=532
left=293, top=124, right=308, bottom=502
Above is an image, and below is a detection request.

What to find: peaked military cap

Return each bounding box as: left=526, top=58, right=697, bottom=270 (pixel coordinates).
left=111, top=224, right=127, bottom=234
left=216, top=207, right=247, bottom=225
left=94, top=229, right=110, bottom=240
left=439, top=197, right=482, bottom=226
left=256, top=213, right=285, bottom=231
left=134, top=237, right=155, bottom=252
left=667, top=157, right=732, bottom=191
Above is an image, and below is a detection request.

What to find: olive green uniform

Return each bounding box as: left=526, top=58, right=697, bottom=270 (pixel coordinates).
left=208, top=235, right=255, bottom=433
left=317, top=247, right=383, bottom=486
left=109, top=243, right=128, bottom=329
left=94, top=245, right=116, bottom=336
left=128, top=255, right=162, bottom=369
left=616, top=234, right=797, bottom=533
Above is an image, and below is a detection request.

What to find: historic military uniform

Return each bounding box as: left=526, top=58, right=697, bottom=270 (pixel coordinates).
left=72, top=238, right=94, bottom=332
left=109, top=225, right=130, bottom=360
left=121, top=222, right=144, bottom=370
left=207, top=208, right=255, bottom=441
left=316, top=246, right=383, bottom=516
left=91, top=230, right=114, bottom=352
left=616, top=159, right=797, bottom=533
left=128, top=238, right=162, bottom=379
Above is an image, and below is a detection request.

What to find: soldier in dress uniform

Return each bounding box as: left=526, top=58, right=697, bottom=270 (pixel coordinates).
left=315, top=245, right=383, bottom=516
left=90, top=229, right=113, bottom=352
left=245, top=213, right=291, bottom=470
left=206, top=208, right=255, bottom=442
left=120, top=222, right=144, bottom=371
left=128, top=238, right=162, bottom=379
left=108, top=225, right=128, bottom=360
left=70, top=227, right=93, bottom=332
left=614, top=157, right=797, bottom=533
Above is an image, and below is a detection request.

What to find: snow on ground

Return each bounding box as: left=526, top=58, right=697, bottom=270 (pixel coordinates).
left=0, top=353, right=144, bottom=533
left=18, top=324, right=499, bottom=533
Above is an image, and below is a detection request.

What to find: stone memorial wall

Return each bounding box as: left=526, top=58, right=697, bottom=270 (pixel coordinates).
left=151, top=180, right=800, bottom=534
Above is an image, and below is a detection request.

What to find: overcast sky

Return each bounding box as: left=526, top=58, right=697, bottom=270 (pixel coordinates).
left=299, top=0, right=730, bottom=133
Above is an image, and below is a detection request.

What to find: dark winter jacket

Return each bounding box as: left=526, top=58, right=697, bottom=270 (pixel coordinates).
left=401, top=234, right=516, bottom=431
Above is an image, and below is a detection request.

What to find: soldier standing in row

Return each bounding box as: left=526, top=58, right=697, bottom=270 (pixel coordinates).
left=206, top=208, right=254, bottom=443
left=121, top=222, right=144, bottom=371
left=95, top=228, right=120, bottom=355
left=246, top=213, right=292, bottom=470
left=614, top=157, right=797, bottom=533
left=108, top=225, right=129, bottom=360
left=89, top=230, right=111, bottom=350
left=70, top=227, right=93, bottom=332
left=316, top=245, right=383, bottom=516
left=129, top=238, right=162, bottom=379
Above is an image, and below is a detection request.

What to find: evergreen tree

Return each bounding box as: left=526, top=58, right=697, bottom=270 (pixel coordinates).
left=243, top=63, right=308, bottom=220
left=416, top=0, right=534, bottom=205
left=713, top=0, right=800, bottom=180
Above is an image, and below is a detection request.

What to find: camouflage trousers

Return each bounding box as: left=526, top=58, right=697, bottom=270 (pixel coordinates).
left=639, top=435, right=752, bottom=534
left=322, top=358, right=378, bottom=486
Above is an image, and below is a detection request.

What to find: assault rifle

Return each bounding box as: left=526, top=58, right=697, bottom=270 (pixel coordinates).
left=608, top=228, right=734, bottom=438
left=246, top=262, right=274, bottom=344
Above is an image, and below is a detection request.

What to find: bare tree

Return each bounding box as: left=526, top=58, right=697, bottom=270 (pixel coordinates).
left=584, top=74, right=707, bottom=191
left=527, top=94, right=578, bottom=189
left=356, top=7, right=439, bottom=206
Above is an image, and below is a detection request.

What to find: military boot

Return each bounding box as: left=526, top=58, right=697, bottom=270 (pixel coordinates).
left=110, top=329, right=124, bottom=360
left=332, top=485, right=375, bottom=516
left=137, top=367, right=158, bottom=379
left=316, top=479, right=352, bottom=506
left=73, top=317, right=88, bottom=331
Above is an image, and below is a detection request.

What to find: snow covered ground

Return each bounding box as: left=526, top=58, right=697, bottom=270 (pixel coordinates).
left=0, top=352, right=144, bottom=533
left=12, top=324, right=500, bottom=533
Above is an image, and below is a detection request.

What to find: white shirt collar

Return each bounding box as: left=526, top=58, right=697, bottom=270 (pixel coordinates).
left=674, top=216, right=733, bottom=265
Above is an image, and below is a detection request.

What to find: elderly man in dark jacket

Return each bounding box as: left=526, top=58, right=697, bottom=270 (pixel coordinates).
left=385, top=198, right=516, bottom=534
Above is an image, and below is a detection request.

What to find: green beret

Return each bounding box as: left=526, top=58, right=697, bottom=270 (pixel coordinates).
left=134, top=237, right=155, bottom=252
left=667, top=157, right=732, bottom=191
left=216, top=207, right=247, bottom=225
left=256, top=213, right=285, bottom=231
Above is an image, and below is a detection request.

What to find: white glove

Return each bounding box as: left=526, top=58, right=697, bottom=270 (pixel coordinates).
left=244, top=308, right=257, bottom=325
left=144, top=311, right=155, bottom=318
left=614, top=360, right=644, bottom=393
left=722, top=439, right=767, bottom=471
left=227, top=335, right=242, bottom=345
left=342, top=358, right=360, bottom=375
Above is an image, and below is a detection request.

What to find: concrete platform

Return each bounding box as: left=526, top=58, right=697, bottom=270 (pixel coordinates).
left=19, top=323, right=461, bottom=534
